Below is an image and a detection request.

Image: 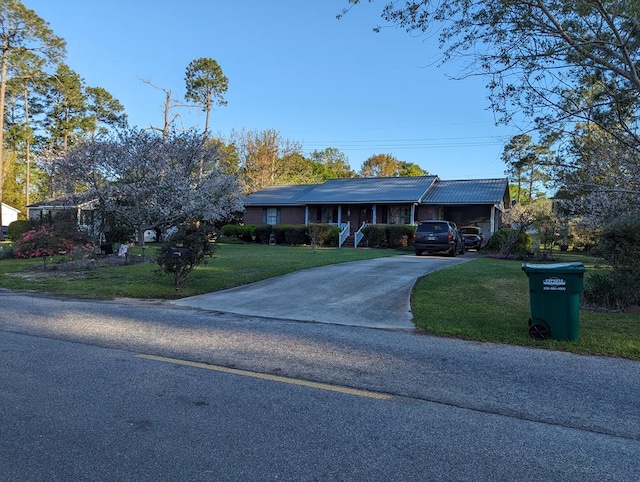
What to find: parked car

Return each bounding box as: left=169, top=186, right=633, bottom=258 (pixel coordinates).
left=413, top=220, right=465, bottom=256
left=461, top=226, right=486, bottom=251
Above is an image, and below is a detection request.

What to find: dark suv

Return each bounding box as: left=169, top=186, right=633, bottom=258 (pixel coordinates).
left=413, top=220, right=465, bottom=256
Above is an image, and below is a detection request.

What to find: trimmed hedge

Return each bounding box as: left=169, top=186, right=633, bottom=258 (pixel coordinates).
left=228, top=222, right=412, bottom=248
left=487, top=227, right=533, bottom=256
left=270, top=225, right=315, bottom=245
left=221, top=224, right=256, bottom=242
left=362, top=224, right=415, bottom=248
left=307, top=224, right=339, bottom=247
left=254, top=224, right=273, bottom=244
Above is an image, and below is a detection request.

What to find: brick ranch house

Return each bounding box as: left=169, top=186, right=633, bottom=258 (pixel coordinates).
left=243, top=176, right=511, bottom=247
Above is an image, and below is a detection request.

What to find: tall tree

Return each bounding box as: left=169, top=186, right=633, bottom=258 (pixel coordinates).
left=555, top=123, right=640, bottom=228
left=502, top=134, right=531, bottom=204
left=360, top=153, right=426, bottom=177
left=85, top=86, right=127, bottom=139
left=6, top=49, right=48, bottom=208
left=360, top=153, right=400, bottom=177
left=398, top=160, right=428, bottom=177
left=501, top=134, right=551, bottom=203
left=309, top=147, right=356, bottom=180
left=185, top=57, right=228, bottom=136
left=0, top=0, right=65, bottom=239
left=231, top=128, right=303, bottom=192
left=44, top=64, right=91, bottom=151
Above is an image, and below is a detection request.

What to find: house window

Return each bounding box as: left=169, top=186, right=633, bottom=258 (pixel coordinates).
left=79, top=209, right=94, bottom=226
left=389, top=206, right=411, bottom=224
left=263, top=207, right=280, bottom=225
left=321, top=206, right=337, bottom=223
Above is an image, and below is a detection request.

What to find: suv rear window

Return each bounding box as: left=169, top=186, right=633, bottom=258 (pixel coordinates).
left=417, top=222, right=448, bottom=234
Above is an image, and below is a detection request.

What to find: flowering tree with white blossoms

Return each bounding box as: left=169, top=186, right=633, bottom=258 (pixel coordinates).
left=53, top=128, right=244, bottom=244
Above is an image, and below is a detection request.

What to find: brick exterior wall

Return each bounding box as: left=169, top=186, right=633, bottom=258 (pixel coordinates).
left=243, top=206, right=306, bottom=225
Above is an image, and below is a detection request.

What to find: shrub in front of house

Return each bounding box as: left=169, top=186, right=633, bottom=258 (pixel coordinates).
left=487, top=228, right=533, bottom=257
left=386, top=225, right=415, bottom=248
left=283, top=225, right=309, bottom=245
left=221, top=224, right=255, bottom=242
left=584, top=214, right=640, bottom=309
left=362, top=224, right=414, bottom=248
left=0, top=244, right=15, bottom=259
left=104, top=223, right=134, bottom=244
left=253, top=224, right=273, bottom=244
left=272, top=224, right=309, bottom=245
left=7, top=220, right=37, bottom=242
left=272, top=225, right=290, bottom=245
left=362, top=225, right=387, bottom=247
left=13, top=225, right=96, bottom=263
left=307, top=223, right=339, bottom=247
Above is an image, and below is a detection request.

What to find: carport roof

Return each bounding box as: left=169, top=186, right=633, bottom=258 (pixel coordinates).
left=422, top=178, right=509, bottom=204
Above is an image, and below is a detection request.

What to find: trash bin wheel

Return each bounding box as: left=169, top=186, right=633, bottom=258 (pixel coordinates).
left=529, top=323, right=550, bottom=340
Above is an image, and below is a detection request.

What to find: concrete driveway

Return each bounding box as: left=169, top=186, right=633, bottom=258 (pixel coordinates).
left=172, top=253, right=475, bottom=330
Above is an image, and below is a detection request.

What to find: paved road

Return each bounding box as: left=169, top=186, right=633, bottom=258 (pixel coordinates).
left=2, top=252, right=640, bottom=480
left=172, top=253, right=475, bottom=329
left=1, top=291, right=639, bottom=480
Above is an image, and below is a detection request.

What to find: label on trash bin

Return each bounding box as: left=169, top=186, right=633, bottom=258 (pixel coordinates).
left=543, top=277, right=567, bottom=291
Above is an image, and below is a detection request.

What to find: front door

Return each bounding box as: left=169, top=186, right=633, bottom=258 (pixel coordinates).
left=358, top=206, right=372, bottom=229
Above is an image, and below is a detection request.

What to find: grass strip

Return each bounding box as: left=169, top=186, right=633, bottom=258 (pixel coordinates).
left=411, top=256, right=640, bottom=359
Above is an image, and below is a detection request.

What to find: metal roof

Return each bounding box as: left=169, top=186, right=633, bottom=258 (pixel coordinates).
left=244, top=184, right=320, bottom=206
left=244, top=177, right=509, bottom=206
left=26, top=191, right=99, bottom=209
left=422, top=178, right=509, bottom=204
left=297, top=176, right=438, bottom=204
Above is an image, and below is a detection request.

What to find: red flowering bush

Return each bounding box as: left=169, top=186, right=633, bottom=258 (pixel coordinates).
left=13, top=225, right=96, bottom=263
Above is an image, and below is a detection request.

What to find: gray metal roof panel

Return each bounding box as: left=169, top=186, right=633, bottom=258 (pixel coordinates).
left=244, top=184, right=320, bottom=206
left=26, top=191, right=99, bottom=208
left=422, top=178, right=509, bottom=204
left=298, top=176, right=438, bottom=204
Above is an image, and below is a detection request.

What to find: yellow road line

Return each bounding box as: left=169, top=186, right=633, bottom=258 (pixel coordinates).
left=137, top=353, right=394, bottom=401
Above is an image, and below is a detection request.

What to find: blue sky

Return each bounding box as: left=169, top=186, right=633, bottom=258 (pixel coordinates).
left=25, top=0, right=526, bottom=180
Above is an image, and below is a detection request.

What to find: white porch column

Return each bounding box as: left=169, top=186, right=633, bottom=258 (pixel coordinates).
left=337, top=205, right=342, bottom=225
left=410, top=204, right=416, bottom=224
left=304, top=206, right=309, bottom=225
left=372, top=205, right=377, bottom=224
left=490, top=205, right=496, bottom=234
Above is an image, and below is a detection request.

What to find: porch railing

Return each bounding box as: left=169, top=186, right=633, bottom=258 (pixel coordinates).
left=338, top=222, right=350, bottom=248
left=354, top=222, right=369, bottom=248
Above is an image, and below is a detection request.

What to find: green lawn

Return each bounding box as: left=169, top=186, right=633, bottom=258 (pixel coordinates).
left=0, top=240, right=402, bottom=299
left=412, top=254, right=640, bottom=359
left=2, top=240, right=638, bottom=359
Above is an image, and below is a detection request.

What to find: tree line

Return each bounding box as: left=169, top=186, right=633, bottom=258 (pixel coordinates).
left=0, top=2, right=431, bottom=242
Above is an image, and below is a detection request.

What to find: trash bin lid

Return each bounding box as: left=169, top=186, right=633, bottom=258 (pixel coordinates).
left=522, top=262, right=586, bottom=272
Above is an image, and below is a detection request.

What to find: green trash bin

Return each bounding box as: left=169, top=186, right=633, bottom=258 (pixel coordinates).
left=521, top=262, right=586, bottom=341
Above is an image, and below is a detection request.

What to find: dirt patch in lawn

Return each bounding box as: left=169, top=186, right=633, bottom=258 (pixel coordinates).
left=8, top=254, right=153, bottom=280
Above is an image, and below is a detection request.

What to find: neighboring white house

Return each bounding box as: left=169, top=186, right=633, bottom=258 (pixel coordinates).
left=2, top=202, right=20, bottom=232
